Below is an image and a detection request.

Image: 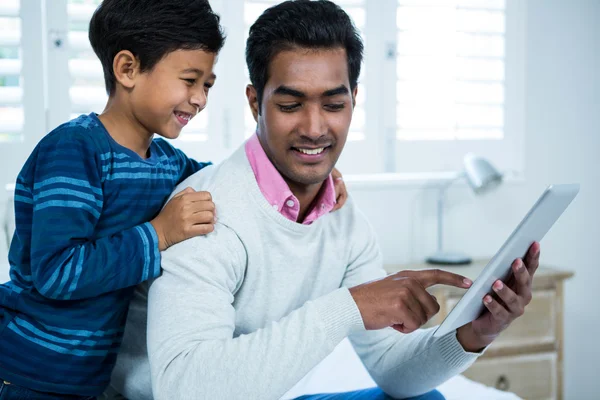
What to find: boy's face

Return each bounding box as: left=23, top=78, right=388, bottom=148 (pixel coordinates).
left=131, top=49, right=217, bottom=139
left=248, top=48, right=356, bottom=187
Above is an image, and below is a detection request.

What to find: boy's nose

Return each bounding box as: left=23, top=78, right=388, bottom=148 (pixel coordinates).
left=190, top=89, right=208, bottom=112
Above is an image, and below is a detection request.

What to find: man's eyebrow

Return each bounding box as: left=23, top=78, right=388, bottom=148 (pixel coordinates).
left=273, top=85, right=350, bottom=98
left=323, top=85, right=349, bottom=97
left=273, top=85, right=306, bottom=98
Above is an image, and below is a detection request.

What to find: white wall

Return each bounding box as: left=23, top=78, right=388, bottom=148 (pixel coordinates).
left=350, top=1, right=600, bottom=398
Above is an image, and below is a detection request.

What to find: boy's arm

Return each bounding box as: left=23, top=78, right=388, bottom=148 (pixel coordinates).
left=27, top=135, right=161, bottom=300
left=147, top=224, right=364, bottom=400
left=174, top=148, right=212, bottom=183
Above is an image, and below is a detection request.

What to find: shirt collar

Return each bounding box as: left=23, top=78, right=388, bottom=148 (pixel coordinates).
left=245, top=133, right=336, bottom=225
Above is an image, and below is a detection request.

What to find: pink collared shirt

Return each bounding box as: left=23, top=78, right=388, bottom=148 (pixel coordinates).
left=245, top=133, right=336, bottom=225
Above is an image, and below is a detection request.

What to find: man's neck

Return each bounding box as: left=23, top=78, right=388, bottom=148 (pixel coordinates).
left=98, top=95, right=154, bottom=159
left=251, top=133, right=332, bottom=224
left=284, top=178, right=324, bottom=223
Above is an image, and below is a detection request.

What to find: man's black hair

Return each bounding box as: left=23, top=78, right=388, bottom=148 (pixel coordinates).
left=246, top=0, right=363, bottom=113
left=89, top=0, right=225, bottom=94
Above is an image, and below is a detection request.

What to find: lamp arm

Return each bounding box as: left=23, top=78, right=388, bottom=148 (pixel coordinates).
left=436, top=172, right=466, bottom=253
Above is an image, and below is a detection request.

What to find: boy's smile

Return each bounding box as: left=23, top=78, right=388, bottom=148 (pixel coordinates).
left=173, top=110, right=195, bottom=127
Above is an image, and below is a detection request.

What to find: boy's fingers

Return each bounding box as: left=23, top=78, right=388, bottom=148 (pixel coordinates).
left=189, top=223, right=215, bottom=236
left=331, top=167, right=342, bottom=180
left=396, top=269, right=472, bottom=289
left=173, top=187, right=195, bottom=198
left=190, top=201, right=215, bottom=213
left=190, top=211, right=215, bottom=224
left=332, top=178, right=346, bottom=212
left=187, top=191, right=212, bottom=202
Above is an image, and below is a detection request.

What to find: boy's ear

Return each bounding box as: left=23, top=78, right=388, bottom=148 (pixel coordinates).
left=246, top=84, right=260, bottom=122
left=352, top=85, right=358, bottom=109
left=113, top=50, right=140, bottom=90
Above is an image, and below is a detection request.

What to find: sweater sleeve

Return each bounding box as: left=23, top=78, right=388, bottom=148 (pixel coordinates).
left=27, top=132, right=161, bottom=300
left=146, top=224, right=365, bottom=400
left=341, top=212, right=480, bottom=398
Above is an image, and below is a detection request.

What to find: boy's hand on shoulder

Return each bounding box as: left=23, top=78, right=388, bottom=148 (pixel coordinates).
left=331, top=167, right=347, bottom=212
left=151, top=187, right=216, bottom=251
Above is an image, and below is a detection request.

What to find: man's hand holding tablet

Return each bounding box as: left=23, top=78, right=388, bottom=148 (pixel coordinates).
left=456, top=241, right=541, bottom=352
left=438, top=184, right=579, bottom=351
left=350, top=184, right=578, bottom=354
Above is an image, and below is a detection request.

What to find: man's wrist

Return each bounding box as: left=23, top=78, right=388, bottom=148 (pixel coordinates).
left=456, top=323, right=495, bottom=353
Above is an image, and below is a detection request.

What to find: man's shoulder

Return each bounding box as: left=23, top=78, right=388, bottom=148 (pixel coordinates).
left=170, top=147, right=249, bottom=198
left=323, top=195, right=379, bottom=252
left=160, top=221, right=247, bottom=282
left=328, top=195, right=372, bottom=230
left=170, top=163, right=219, bottom=197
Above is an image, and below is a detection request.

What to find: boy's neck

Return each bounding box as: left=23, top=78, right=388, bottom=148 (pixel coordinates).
left=98, top=95, right=154, bottom=159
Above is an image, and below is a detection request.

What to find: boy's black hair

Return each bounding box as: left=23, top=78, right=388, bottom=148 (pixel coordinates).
left=245, top=0, right=363, bottom=113
left=89, top=0, right=225, bottom=94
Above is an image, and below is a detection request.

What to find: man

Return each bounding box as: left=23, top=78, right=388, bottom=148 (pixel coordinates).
left=111, top=1, right=541, bottom=399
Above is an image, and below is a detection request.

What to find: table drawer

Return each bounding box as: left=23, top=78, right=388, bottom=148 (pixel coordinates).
left=463, top=352, right=557, bottom=400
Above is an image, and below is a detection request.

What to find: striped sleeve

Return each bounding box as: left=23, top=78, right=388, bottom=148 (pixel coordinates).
left=164, top=142, right=211, bottom=184
left=26, top=131, right=161, bottom=300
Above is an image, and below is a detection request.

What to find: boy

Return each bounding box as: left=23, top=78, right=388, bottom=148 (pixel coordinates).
left=0, top=1, right=224, bottom=398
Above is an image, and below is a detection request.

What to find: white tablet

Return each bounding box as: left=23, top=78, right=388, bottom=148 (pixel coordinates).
left=433, top=184, right=579, bottom=338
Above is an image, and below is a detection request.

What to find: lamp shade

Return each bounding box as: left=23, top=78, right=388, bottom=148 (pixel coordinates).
left=463, top=153, right=503, bottom=194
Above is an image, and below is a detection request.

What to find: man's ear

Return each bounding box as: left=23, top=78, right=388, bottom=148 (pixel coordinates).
left=113, top=50, right=140, bottom=90
left=246, top=84, right=260, bottom=122
left=352, top=85, right=358, bottom=109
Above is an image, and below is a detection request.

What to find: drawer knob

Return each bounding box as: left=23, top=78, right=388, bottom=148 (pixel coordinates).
left=496, top=375, right=510, bottom=391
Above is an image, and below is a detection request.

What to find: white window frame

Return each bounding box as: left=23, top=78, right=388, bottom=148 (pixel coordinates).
left=209, top=0, right=526, bottom=178
left=0, top=0, right=46, bottom=195
left=45, top=0, right=69, bottom=130
left=0, top=0, right=527, bottom=191
left=385, top=0, right=526, bottom=177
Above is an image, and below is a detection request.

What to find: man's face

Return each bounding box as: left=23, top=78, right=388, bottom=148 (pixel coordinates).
left=248, top=48, right=356, bottom=187
left=131, top=49, right=217, bottom=139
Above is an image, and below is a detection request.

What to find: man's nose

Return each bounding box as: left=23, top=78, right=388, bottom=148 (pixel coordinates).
left=301, top=105, right=326, bottom=140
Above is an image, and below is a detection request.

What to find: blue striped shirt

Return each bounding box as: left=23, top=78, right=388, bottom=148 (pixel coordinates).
left=0, top=113, right=209, bottom=396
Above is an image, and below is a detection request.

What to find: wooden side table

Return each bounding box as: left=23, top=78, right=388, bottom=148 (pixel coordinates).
left=384, top=261, right=574, bottom=400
